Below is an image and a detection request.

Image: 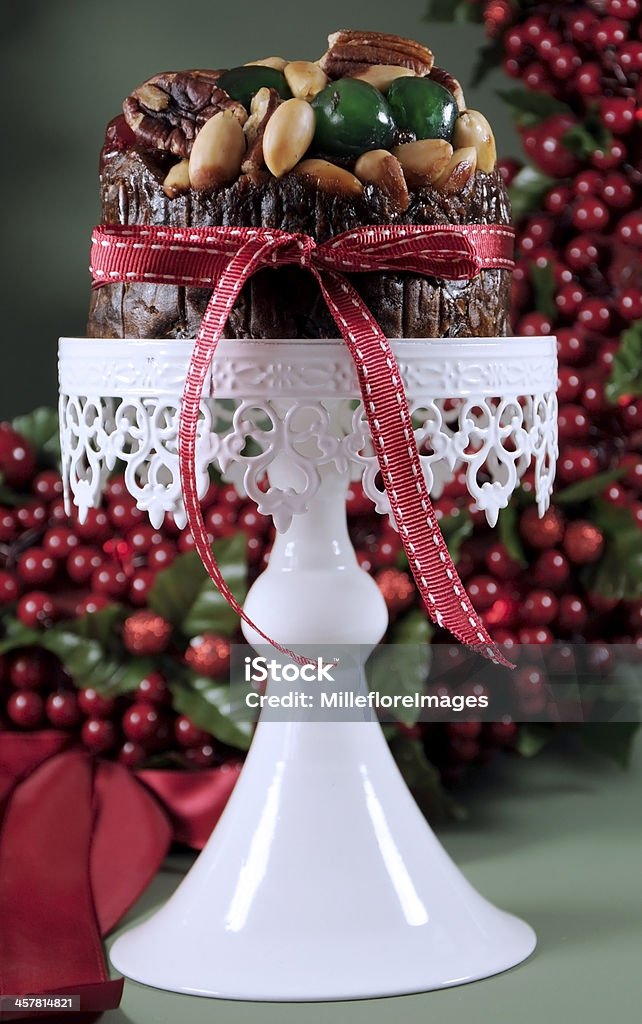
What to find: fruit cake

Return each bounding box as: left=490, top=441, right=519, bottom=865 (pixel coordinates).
left=87, top=29, right=512, bottom=340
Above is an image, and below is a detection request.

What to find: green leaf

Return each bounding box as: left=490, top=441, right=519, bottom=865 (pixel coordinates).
left=366, top=643, right=430, bottom=727
left=508, top=165, right=556, bottom=222
left=12, top=407, right=60, bottom=462
left=554, top=468, right=626, bottom=506
left=586, top=501, right=642, bottom=602
left=575, top=722, right=640, bottom=769
left=606, top=321, right=642, bottom=402
left=180, top=534, right=248, bottom=637
left=0, top=481, right=22, bottom=506
left=529, top=259, right=556, bottom=320
left=497, top=502, right=527, bottom=566
left=169, top=676, right=253, bottom=750
left=388, top=735, right=466, bottom=821
left=66, top=604, right=124, bottom=645
left=391, top=608, right=432, bottom=646
left=516, top=723, right=556, bottom=758
left=149, top=534, right=248, bottom=636
left=471, top=37, right=504, bottom=87
left=440, top=510, right=473, bottom=565
left=562, top=125, right=601, bottom=159
left=498, top=88, right=570, bottom=126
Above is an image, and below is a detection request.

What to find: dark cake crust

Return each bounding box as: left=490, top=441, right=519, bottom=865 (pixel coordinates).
left=88, top=147, right=512, bottom=340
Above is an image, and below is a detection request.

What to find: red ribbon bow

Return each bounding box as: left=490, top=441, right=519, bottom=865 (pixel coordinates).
left=91, top=222, right=515, bottom=668
left=0, top=732, right=241, bottom=1018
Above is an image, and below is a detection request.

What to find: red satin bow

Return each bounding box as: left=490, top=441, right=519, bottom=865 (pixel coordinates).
left=0, top=732, right=240, bottom=1018
left=91, top=222, right=514, bottom=668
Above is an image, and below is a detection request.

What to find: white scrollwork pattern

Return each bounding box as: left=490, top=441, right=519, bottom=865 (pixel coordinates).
left=59, top=337, right=558, bottom=533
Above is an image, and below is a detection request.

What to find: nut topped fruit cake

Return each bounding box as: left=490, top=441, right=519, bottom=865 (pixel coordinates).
left=87, top=29, right=512, bottom=341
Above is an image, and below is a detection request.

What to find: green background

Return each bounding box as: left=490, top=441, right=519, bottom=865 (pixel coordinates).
left=0, top=0, right=518, bottom=419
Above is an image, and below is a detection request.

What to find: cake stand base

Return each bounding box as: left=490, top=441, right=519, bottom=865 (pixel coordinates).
left=109, top=712, right=535, bottom=1001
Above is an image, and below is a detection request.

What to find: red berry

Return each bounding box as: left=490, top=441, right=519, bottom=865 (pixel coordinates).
left=545, top=185, right=573, bottom=215
left=558, top=447, right=599, bottom=484
left=129, top=569, right=157, bottom=606
left=621, top=400, right=642, bottom=431
left=591, top=138, right=627, bottom=170
left=497, top=157, right=521, bottom=187
left=572, top=197, right=609, bottom=232
left=43, top=526, right=79, bottom=560
left=108, top=495, right=144, bottom=531
left=66, top=545, right=104, bottom=583
left=606, top=0, right=640, bottom=15
left=572, top=63, right=602, bottom=97
left=533, top=550, right=570, bottom=590
left=518, top=626, right=554, bottom=645
left=128, top=525, right=163, bottom=553
left=17, top=549, right=56, bottom=586
left=136, top=672, right=170, bottom=705
left=522, top=62, right=556, bottom=94
left=15, top=501, right=48, bottom=532
left=17, top=591, right=56, bottom=628
left=617, top=212, right=642, bottom=248
left=487, top=721, right=517, bottom=745
left=122, top=611, right=173, bottom=656
left=0, top=508, right=16, bottom=542
left=582, top=380, right=610, bottom=415
left=556, top=281, right=586, bottom=318
left=619, top=40, right=642, bottom=72
left=48, top=499, right=69, bottom=525
left=147, top=542, right=176, bottom=571
left=0, top=571, right=19, bottom=606
left=0, top=428, right=36, bottom=488
left=104, top=477, right=128, bottom=502
left=32, top=470, right=63, bottom=501
left=81, top=718, right=117, bottom=753
left=564, top=235, right=600, bottom=273
left=175, top=715, right=211, bottom=747
left=7, top=691, right=44, bottom=728
left=184, top=743, right=218, bottom=767
left=577, top=297, right=613, bottom=332
left=515, top=666, right=547, bottom=714
left=522, top=590, right=558, bottom=626
left=557, top=596, right=588, bottom=633
left=520, top=215, right=553, bottom=254
left=485, top=544, right=521, bottom=581
left=563, top=521, right=605, bottom=564
left=516, top=312, right=553, bottom=336
left=465, top=576, right=501, bottom=611
left=75, top=508, right=111, bottom=543
left=118, top=741, right=147, bottom=768
left=184, top=634, right=231, bottom=678
left=565, top=10, right=597, bottom=42
left=550, top=44, right=581, bottom=79
left=520, top=506, right=565, bottom=549
left=46, top=691, right=81, bottom=728
left=558, top=404, right=590, bottom=441
left=557, top=368, right=582, bottom=403
left=601, top=172, right=634, bottom=210
left=91, top=563, right=129, bottom=597
left=557, top=327, right=588, bottom=364
left=620, top=454, right=642, bottom=493
left=10, top=651, right=50, bottom=689
left=535, top=27, right=561, bottom=58
left=77, top=687, right=116, bottom=718
left=617, top=289, right=642, bottom=321
left=522, top=115, right=580, bottom=178
left=122, top=701, right=162, bottom=743
left=600, top=97, right=636, bottom=135
left=75, top=593, right=112, bottom=616
left=593, top=17, right=629, bottom=49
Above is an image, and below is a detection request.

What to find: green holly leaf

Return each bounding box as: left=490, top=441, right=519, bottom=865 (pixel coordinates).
left=391, top=608, right=432, bottom=646
left=606, top=321, right=642, bottom=402
left=497, top=502, right=527, bottom=566
left=498, top=88, right=571, bottom=127
left=66, top=604, right=124, bottom=646
left=169, top=675, right=253, bottom=750
left=529, top=259, right=556, bottom=320
left=562, top=125, right=602, bottom=159
left=388, top=734, right=466, bottom=821
left=575, top=722, right=640, bottom=769
left=586, top=501, right=642, bottom=602
left=508, top=165, right=557, bottom=222
left=12, top=407, right=60, bottom=463
left=440, top=510, right=473, bottom=564
left=148, top=534, right=248, bottom=636
left=366, top=644, right=431, bottom=727
left=553, top=468, right=626, bottom=506
left=471, top=37, right=504, bottom=87
left=516, top=723, right=556, bottom=758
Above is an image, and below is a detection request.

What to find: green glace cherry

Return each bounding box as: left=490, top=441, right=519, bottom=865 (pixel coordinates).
left=217, top=66, right=292, bottom=109
left=311, top=79, right=395, bottom=159
left=387, top=77, right=457, bottom=142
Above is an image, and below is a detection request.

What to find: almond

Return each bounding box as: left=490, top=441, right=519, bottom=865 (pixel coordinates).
left=353, top=64, right=416, bottom=92
left=354, top=149, right=409, bottom=210
left=262, top=98, right=315, bottom=177
left=245, top=57, right=288, bottom=70
left=433, top=146, right=478, bottom=193
left=188, top=110, right=246, bottom=191
left=291, top=158, right=363, bottom=196
left=284, top=60, right=328, bottom=101
left=162, top=159, right=190, bottom=198
left=392, top=139, right=453, bottom=188
left=453, top=110, right=497, bottom=172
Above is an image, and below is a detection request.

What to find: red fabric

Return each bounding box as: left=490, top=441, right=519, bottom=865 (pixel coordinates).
left=91, top=223, right=514, bottom=669
left=0, top=732, right=241, bottom=1017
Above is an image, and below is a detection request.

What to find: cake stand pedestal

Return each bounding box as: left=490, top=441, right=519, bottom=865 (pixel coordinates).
left=58, top=335, right=557, bottom=1001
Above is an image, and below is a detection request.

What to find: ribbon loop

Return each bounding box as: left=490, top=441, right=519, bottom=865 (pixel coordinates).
left=90, top=221, right=514, bottom=668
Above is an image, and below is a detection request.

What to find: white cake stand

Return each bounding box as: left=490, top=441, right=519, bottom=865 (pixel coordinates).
left=58, top=335, right=557, bottom=1001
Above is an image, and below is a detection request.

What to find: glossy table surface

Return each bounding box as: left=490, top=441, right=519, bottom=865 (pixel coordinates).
left=104, top=735, right=642, bottom=1024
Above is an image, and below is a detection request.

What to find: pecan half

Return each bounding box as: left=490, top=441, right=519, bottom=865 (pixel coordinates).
left=319, top=29, right=433, bottom=79
left=123, top=70, right=247, bottom=158
left=428, top=66, right=466, bottom=111
left=241, top=87, right=282, bottom=174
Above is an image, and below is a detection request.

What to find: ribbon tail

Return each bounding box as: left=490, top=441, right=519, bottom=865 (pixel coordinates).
left=137, top=761, right=242, bottom=850
left=0, top=749, right=123, bottom=1015
left=177, top=238, right=316, bottom=667
left=314, top=267, right=512, bottom=669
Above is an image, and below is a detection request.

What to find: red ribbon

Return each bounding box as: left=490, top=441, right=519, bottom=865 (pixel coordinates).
left=0, top=732, right=240, bottom=1018
left=91, top=222, right=514, bottom=668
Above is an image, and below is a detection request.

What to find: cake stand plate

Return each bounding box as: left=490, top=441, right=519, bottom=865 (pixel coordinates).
left=59, top=336, right=556, bottom=1001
